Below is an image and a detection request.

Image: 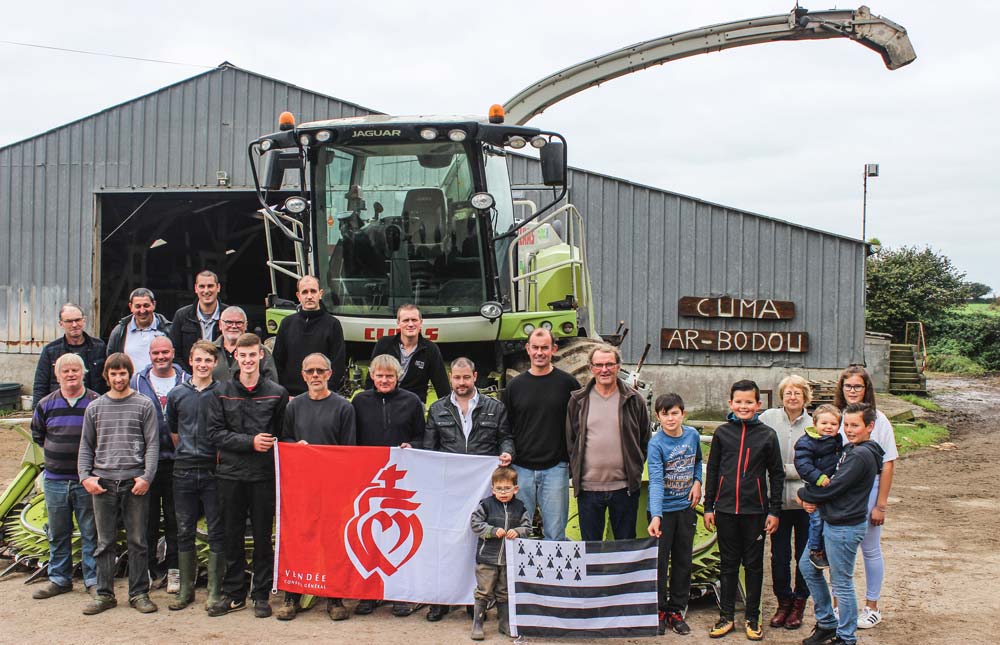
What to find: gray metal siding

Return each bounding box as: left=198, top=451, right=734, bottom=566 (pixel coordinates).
left=0, top=65, right=373, bottom=354
left=508, top=155, right=864, bottom=369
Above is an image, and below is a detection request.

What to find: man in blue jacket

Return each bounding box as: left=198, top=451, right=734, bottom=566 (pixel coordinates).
left=32, top=303, right=107, bottom=405
left=131, top=335, right=189, bottom=593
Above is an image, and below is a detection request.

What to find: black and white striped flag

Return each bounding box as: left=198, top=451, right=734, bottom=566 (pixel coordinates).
left=504, top=537, right=659, bottom=638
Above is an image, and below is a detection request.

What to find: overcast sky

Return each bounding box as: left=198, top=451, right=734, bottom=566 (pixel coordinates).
left=3, top=0, right=997, bottom=291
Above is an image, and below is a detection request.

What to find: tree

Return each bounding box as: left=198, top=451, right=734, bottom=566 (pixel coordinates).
left=964, top=281, right=993, bottom=301
left=866, top=245, right=969, bottom=340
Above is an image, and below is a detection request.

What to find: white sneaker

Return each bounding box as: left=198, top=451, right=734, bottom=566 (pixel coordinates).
left=857, top=606, right=882, bottom=629
left=166, top=568, right=181, bottom=594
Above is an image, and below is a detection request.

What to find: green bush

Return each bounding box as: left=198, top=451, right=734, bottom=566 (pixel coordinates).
left=926, top=352, right=986, bottom=376
left=928, top=312, right=1000, bottom=372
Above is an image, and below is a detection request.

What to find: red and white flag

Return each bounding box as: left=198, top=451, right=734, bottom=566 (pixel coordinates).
left=273, top=444, right=496, bottom=604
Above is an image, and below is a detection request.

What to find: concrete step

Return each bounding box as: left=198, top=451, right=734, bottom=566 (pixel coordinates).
left=888, top=383, right=927, bottom=392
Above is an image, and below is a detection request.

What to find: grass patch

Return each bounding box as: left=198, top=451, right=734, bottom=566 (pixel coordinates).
left=686, top=408, right=728, bottom=422
left=957, top=302, right=1000, bottom=316
left=898, top=394, right=943, bottom=412
left=893, top=420, right=949, bottom=454
left=926, top=353, right=986, bottom=376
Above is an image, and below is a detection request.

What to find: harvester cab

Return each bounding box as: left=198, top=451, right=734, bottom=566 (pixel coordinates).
left=248, top=107, right=601, bottom=390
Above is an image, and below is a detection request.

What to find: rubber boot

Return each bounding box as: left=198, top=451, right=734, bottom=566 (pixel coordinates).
left=204, top=551, right=224, bottom=612
left=769, top=597, right=793, bottom=627
left=784, top=597, right=807, bottom=630
left=497, top=601, right=510, bottom=636
left=470, top=600, right=486, bottom=641
left=169, top=551, right=197, bottom=610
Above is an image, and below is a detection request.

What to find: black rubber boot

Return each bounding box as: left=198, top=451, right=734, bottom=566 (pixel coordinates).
left=470, top=600, right=486, bottom=640
left=497, top=602, right=510, bottom=635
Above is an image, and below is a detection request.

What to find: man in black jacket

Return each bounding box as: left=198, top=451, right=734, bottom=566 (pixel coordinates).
left=170, top=270, right=227, bottom=372
left=205, top=333, right=289, bottom=619
left=106, top=288, right=171, bottom=374
left=368, top=304, right=449, bottom=403
left=33, top=303, right=107, bottom=405
left=272, top=275, right=346, bottom=395
left=422, top=357, right=513, bottom=622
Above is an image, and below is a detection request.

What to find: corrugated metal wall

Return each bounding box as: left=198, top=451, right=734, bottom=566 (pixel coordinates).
left=0, top=64, right=374, bottom=354
left=508, top=156, right=865, bottom=369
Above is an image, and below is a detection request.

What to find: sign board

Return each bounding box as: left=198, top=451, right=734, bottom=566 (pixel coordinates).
left=678, top=297, right=795, bottom=320
left=660, top=328, right=809, bottom=353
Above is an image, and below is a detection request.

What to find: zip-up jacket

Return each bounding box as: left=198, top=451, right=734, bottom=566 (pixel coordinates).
left=758, top=407, right=812, bottom=509
left=470, top=495, right=531, bottom=566
left=106, top=313, right=172, bottom=356
left=132, top=364, right=190, bottom=461
left=367, top=333, right=450, bottom=403
left=272, top=304, right=346, bottom=395
left=798, top=440, right=884, bottom=526
left=32, top=333, right=108, bottom=405
left=170, top=300, right=227, bottom=372
left=206, top=376, right=289, bottom=481
left=794, top=427, right=843, bottom=487
left=351, top=387, right=426, bottom=448
left=424, top=394, right=514, bottom=458
left=212, top=336, right=279, bottom=384
left=566, top=379, right=650, bottom=497
left=166, top=380, right=220, bottom=469
left=703, top=413, right=784, bottom=517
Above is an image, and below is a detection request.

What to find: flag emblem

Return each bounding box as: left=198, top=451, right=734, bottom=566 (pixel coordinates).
left=345, top=464, right=424, bottom=579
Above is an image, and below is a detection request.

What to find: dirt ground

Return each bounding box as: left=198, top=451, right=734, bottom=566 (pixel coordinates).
left=1, top=375, right=998, bottom=644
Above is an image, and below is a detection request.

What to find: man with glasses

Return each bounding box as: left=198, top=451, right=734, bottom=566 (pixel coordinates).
left=170, top=270, right=228, bottom=372
left=566, top=344, right=650, bottom=541
left=33, top=303, right=107, bottom=405
left=212, top=306, right=278, bottom=383
left=275, top=353, right=356, bottom=622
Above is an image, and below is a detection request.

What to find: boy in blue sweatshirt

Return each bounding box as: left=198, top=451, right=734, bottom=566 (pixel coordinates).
left=797, top=403, right=884, bottom=645
left=793, top=404, right=843, bottom=570
left=647, top=393, right=702, bottom=636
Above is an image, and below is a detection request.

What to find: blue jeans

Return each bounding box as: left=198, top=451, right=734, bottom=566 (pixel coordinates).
left=576, top=488, right=639, bottom=541
left=173, top=467, right=224, bottom=553
left=92, top=478, right=151, bottom=600
left=799, top=521, right=867, bottom=644
left=43, top=478, right=98, bottom=588
left=513, top=462, right=569, bottom=541
left=807, top=509, right=825, bottom=552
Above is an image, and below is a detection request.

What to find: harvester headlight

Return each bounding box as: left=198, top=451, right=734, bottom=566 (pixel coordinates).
left=470, top=192, right=495, bottom=210
left=284, top=196, right=308, bottom=214
left=420, top=128, right=438, bottom=140
left=298, top=134, right=311, bottom=146
left=479, top=301, right=502, bottom=321
left=530, top=136, right=547, bottom=149
left=315, top=130, right=332, bottom=142
left=260, top=139, right=273, bottom=151
left=522, top=323, right=535, bottom=335
left=508, top=135, right=527, bottom=149
left=541, top=321, right=553, bottom=330
left=448, top=129, right=467, bottom=142
left=561, top=322, right=575, bottom=334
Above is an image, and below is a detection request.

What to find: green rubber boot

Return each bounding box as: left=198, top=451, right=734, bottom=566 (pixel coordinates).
left=169, top=551, right=197, bottom=610
left=204, top=551, right=224, bottom=612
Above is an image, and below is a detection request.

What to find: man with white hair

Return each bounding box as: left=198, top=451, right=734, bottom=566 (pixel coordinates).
left=212, top=306, right=278, bottom=383
left=30, top=353, right=100, bottom=599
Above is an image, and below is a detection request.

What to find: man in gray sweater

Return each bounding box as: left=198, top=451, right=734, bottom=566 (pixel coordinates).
left=78, top=352, right=160, bottom=615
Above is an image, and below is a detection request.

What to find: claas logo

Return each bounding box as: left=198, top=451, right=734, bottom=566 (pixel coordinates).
left=364, top=328, right=439, bottom=341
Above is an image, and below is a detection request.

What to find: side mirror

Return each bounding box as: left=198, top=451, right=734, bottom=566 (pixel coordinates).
left=540, top=141, right=566, bottom=187
left=262, top=151, right=302, bottom=191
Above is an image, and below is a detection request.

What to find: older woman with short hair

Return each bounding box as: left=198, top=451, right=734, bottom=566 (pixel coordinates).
left=759, top=375, right=813, bottom=630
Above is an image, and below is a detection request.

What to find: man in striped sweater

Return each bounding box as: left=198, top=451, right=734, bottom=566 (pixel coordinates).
left=30, top=353, right=100, bottom=600
left=78, top=352, right=160, bottom=615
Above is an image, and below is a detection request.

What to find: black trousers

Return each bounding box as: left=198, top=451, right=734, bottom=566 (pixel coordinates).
left=656, top=507, right=696, bottom=613
left=218, top=477, right=275, bottom=602
left=770, top=508, right=810, bottom=600
left=715, top=512, right=766, bottom=623
left=146, top=459, right=177, bottom=573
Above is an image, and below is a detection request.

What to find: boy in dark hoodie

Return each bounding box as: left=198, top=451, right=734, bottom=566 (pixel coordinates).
left=703, top=380, right=784, bottom=641
left=793, top=404, right=844, bottom=570
left=797, top=402, right=884, bottom=645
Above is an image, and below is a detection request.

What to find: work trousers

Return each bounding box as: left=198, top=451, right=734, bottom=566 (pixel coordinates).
left=715, top=512, right=766, bottom=623
left=92, top=478, right=150, bottom=600
left=146, top=459, right=177, bottom=574
left=173, top=466, right=224, bottom=553
left=474, top=563, right=508, bottom=603
left=655, top=507, right=696, bottom=614
left=218, top=477, right=275, bottom=602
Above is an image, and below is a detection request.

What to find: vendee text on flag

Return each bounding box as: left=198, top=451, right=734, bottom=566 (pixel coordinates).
left=505, top=537, right=659, bottom=638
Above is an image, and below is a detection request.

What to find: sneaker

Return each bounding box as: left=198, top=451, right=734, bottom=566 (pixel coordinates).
left=657, top=611, right=667, bottom=636
left=668, top=612, right=691, bottom=635
left=275, top=598, right=299, bottom=621
left=254, top=599, right=272, bottom=618
left=745, top=620, right=763, bottom=641
left=150, top=571, right=168, bottom=590
left=857, top=606, right=882, bottom=629
left=802, top=623, right=838, bottom=645
left=354, top=599, right=377, bottom=615
left=328, top=598, right=350, bottom=621
left=129, top=594, right=158, bottom=613
left=809, top=550, right=830, bottom=569
left=32, top=582, right=72, bottom=600
left=166, top=568, right=181, bottom=594
left=710, top=617, right=735, bottom=638
left=207, top=597, right=247, bottom=617
left=82, top=595, right=117, bottom=615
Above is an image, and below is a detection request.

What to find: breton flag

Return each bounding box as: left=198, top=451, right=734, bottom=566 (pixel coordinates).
left=505, top=537, right=659, bottom=638
left=273, top=444, right=495, bottom=604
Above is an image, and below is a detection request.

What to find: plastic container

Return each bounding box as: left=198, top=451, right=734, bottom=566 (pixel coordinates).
left=0, top=383, right=21, bottom=410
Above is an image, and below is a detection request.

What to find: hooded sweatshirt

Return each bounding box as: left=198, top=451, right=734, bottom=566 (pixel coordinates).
left=797, top=440, right=884, bottom=525
left=703, top=413, right=784, bottom=516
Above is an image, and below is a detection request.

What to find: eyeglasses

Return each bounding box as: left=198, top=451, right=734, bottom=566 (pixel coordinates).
left=221, top=320, right=245, bottom=326
left=492, top=486, right=515, bottom=493
left=303, top=368, right=330, bottom=375
left=60, top=317, right=84, bottom=325
left=843, top=384, right=865, bottom=392
left=590, top=362, right=619, bottom=371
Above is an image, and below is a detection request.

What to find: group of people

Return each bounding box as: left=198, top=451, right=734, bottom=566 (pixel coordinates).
left=27, top=269, right=896, bottom=645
